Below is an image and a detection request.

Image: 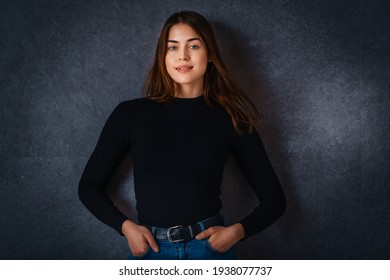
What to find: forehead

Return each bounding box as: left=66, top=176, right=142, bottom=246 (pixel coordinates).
left=167, top=23, right=199, bottom=40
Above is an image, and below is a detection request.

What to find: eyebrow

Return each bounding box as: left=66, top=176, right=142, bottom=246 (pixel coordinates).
left=167, top=38, right=201, bottom=43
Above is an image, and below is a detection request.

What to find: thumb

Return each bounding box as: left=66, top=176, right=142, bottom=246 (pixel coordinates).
left=195, top=228, right=213, bottom=240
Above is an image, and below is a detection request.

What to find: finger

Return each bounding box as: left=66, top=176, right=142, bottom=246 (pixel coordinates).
left=129, top=241, right=149, bottom=257
left=195, top=227, right=213, bottom=240
left=144, top=231, right=159, bottom=252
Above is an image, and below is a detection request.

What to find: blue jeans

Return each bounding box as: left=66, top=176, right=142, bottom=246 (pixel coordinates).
left=127, top=238, right=236, bottom=260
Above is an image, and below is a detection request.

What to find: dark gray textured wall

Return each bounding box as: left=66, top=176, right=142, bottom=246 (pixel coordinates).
left=1, top=0, right=389, bottom=259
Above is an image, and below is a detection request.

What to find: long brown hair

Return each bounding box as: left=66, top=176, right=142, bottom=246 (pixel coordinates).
left=143, top=11, right=261, bottom=135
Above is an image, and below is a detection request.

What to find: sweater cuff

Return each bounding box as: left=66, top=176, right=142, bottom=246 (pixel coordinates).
left=238, top=191, right=287, bottom=240
left=113, top=216, right=131, bottom=236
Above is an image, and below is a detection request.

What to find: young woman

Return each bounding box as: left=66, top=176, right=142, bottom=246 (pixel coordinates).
left=78, top=11, right=286, bottom=260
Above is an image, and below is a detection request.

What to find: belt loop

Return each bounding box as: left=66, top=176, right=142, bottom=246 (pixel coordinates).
left=188, top=225, right=194, bottom=238
left=197, top=221, right=205, bottom=232
left=151, top=226, right=156, bottom=236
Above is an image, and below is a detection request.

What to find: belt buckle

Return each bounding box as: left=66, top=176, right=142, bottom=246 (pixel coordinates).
left=167, top=225, right=184, bottom=243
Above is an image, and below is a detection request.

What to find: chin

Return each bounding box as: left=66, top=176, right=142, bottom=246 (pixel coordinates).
left=172, top=76, right=204, bottom=86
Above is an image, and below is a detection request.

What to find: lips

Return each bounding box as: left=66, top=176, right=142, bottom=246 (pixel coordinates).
left=175, top=65, right=193, bottom=72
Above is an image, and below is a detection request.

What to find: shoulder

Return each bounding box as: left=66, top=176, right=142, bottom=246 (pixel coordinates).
left=116, top=97, right=150, bottom=109
left=102, top=97, right=150, bottom=126
left=111, top=97, right=154, bottom=115
left=208, top=100, right=256, bottom=135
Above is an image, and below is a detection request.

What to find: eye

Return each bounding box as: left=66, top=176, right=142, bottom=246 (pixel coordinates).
left=167, top=46, right=177, bottom=51
left=189, top=45, right=200, bottom=49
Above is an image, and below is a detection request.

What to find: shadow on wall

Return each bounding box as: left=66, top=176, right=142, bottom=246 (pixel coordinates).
left=105, top=21, right=303, bottom=259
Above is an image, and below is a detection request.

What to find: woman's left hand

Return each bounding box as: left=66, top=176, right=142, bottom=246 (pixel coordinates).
left=195, top=223, right=245, bottom=253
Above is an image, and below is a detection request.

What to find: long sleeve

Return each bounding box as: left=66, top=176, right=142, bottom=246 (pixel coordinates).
left=231, top=126, right=286, bottom=239
left=78, top=101, right=131, bottom=235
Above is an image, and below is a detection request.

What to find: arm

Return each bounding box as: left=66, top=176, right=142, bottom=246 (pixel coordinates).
left=231, top=126, right=286, bottom=239
left=196, top=126, right=286, bottom=251
left=78, top=101, right=159, bottom=255
left=78, top=102, right=132, bottom=235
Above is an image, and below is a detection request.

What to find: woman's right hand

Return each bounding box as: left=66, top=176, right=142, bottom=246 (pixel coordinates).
left=121, top=219, right=159, bottom=257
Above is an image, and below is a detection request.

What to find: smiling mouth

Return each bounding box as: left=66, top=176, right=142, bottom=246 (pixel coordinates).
left=175, top=65, right=193, bottom=71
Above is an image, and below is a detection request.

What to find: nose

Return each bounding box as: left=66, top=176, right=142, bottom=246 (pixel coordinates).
left=179, top=47, right=189, bottom=61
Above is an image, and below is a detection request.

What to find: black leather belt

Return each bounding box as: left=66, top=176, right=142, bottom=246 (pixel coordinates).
left=146, top=214, right=224, bottom=243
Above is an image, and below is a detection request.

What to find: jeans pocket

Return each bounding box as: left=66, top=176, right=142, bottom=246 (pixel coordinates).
left=204, top=239, right=236, bottom=260
left=205, top=239, right=225, bottom=255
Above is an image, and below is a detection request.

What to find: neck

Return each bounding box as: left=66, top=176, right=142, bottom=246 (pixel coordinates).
left=174, top=80, right=204, bottom=98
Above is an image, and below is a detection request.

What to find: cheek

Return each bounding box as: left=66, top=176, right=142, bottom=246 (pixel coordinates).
left=199, top=53, right=208, bottom=72
left=165, top=56, right=177, bottom=80
left=165, top=56, right=173, bottom=72
left=165, top=55, right=171, bottom=68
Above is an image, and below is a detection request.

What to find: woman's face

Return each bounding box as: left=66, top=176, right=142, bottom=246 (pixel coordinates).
left=165, top=23, right=208, bottom=92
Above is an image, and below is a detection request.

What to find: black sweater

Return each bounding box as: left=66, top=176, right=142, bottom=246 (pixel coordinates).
left=78, top=94, right=286, bottom=239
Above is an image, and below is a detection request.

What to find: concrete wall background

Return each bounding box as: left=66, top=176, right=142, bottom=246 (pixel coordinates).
left=1, top=0, right=389, bottom=259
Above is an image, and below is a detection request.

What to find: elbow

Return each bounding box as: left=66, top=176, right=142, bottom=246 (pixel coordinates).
left=78, top=180, right=88, bottom=205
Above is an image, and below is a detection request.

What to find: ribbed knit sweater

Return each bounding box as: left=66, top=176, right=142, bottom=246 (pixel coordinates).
left=78, top=94, right=286, bottom=239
